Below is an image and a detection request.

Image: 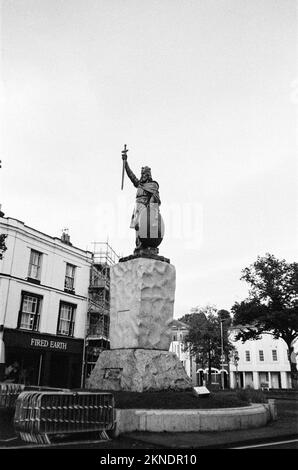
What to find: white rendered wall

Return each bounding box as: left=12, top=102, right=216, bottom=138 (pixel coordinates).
left=169, top=340, right=196, bottom=384
left=229, top=328, right=291, bottom=389
left=0, top=217, right=92, bottom=339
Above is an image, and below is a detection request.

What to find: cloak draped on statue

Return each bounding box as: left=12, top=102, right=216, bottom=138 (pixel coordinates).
left=130, top=181, right=160, bottom=229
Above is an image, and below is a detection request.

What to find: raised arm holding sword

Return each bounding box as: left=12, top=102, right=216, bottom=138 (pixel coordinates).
left=120, top=145, right=163, bottom=254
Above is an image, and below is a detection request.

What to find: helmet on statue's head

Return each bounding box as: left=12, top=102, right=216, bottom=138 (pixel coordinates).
left=140, top=166, right=152, bottom=181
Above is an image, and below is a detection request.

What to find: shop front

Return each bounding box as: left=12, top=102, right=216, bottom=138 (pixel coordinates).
left=2, top=328, right=84, bottom=389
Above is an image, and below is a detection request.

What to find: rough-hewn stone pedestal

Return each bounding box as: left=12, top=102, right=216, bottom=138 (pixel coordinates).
left=87, top=257, right=192, bottom=392
left=87, top=349, right=192, bottom=392
left=109, top=258, right=175, bottom=350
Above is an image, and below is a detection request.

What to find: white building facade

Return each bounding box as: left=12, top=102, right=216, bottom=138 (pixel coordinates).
left=169, top=319, right=197, bottom=385
left=229, top=327, right=292, bottom=390
left=0, top=217, right=93, bottom=388
left=168, top=321, right=294, bottom=390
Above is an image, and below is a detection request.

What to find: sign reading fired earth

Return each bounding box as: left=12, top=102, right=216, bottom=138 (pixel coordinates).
left=121, top=145, right=165, bottom=255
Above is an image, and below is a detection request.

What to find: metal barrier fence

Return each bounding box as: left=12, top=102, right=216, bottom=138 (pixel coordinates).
left=0, top=383, right=25, bottom=409
left=14, top=391, right=115, bottom=444
left=0, top=383, right=69, bottom=409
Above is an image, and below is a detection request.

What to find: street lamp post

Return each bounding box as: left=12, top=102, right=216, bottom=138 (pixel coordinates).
left=234, top=352, right=239, bottom=388
left=220, top=319, right=225, bottom=390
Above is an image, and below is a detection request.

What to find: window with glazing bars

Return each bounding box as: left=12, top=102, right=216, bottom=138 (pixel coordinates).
left=64, top=263, right=76, bottom=291
left=57, top=302, right=76, bottom=336
left=259, top=350, right=264, bottom=361
left=18, top=293, right=42, bottom=331
left=28, top=249, right=42, bottom=280
left=272, top=350, right=278, bottom=361
left=245, top=350, right=251, bottom=361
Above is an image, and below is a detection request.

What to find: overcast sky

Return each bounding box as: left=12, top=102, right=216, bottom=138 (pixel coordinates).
left=1, top=0, right=297, bottom=317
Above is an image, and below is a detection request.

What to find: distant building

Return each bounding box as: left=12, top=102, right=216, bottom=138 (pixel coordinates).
left=169, top=319, right=295, bottom=390
left=229, top=327, right=292, bottom=389
left=169, top=319, right=197, bottom=385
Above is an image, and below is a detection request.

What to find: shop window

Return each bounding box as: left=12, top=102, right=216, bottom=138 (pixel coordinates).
left=245, top=350, right=251, bottom=361
left=259, top=350, right=264, bottom=361
left=18, top=292, right=42, bottom=331
left=27, top=249, right=42, bottom=283
left=64, top=263, right=76, bottom=292
left=57, top=302, right=76, bottom=336
left=272, top=350, right=278, bottom=361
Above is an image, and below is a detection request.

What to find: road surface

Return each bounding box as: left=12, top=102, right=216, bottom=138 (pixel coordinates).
left=231, top=438, right=298, bottom=449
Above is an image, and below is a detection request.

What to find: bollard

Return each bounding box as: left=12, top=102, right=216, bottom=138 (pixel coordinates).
left=268, top=399, right=278, bottom=421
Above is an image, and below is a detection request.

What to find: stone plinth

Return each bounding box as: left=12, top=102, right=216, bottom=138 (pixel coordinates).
left=109, top=258, right=175, bottom=350
left=88, top=257, right=192, bottom=392
left=87, top=349, right=192, bottom=392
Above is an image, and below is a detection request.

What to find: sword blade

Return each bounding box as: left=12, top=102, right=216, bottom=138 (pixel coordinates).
left=121, top=159, right=125, bottom=190
left=121, top=144, right=127, bottom=190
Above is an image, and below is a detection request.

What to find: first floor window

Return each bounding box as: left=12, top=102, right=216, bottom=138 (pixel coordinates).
left=64, top=263, right=76, bottom=292
left=272, top=350, right=278, bottom=361
left=245, top=350, right=251, bottom=361
left=28, top=249, right=42, bottom=281
left=259, top=350, right=264, bottom=361
left=18, top=292, right=42, bottom=331
left=57, top=302, right=76, bottom=336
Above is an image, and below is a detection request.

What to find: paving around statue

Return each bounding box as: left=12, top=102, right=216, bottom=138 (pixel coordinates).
left=0, top=392, right=298, bottom=451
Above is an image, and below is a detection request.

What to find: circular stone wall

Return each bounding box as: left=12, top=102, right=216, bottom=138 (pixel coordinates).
left=114, top=402, right=276, bottom=436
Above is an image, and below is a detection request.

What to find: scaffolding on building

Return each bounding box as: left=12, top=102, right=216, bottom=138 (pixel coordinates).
left=83, top=242, right=119, bottom=384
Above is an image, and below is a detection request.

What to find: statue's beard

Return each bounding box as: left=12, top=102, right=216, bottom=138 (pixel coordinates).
left=140, top=175, right=151, bottom=183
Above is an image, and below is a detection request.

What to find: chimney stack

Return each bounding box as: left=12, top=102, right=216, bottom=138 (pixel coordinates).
left=61, top=228, right=72, bottom=246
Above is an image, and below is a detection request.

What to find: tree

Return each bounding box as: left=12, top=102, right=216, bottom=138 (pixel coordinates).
left=232, top=253, right=298, bottom=387
left=179, top=305, right=234, bottom=385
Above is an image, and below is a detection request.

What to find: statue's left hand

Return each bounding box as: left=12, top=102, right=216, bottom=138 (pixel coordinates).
left=122, top=152, right=127, bottom=161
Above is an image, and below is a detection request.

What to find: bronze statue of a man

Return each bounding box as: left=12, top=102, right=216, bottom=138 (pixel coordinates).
left=121, top=148, right=162, bottom=252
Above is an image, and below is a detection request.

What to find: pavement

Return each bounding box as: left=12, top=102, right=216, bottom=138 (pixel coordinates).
left=0, top=399, right=297, bottom=449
